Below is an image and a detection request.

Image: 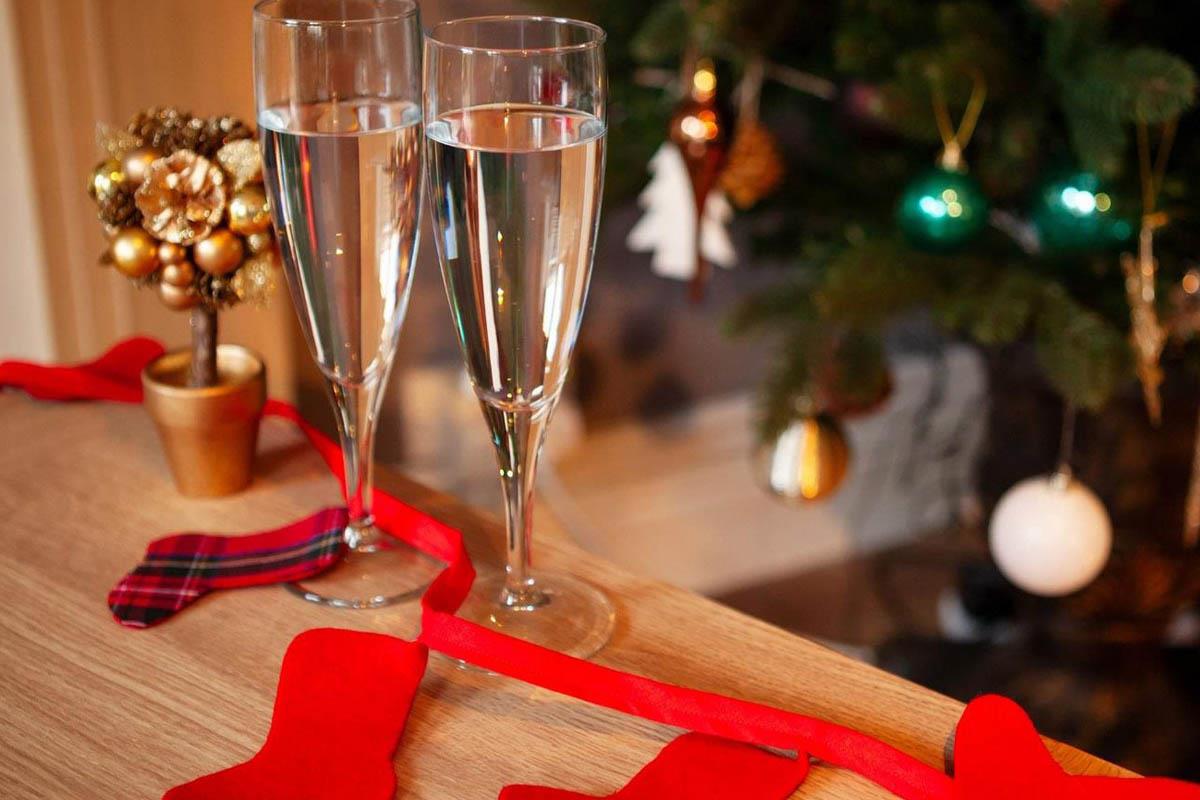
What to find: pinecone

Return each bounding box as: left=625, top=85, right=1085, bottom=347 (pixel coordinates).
left=194, top=115, right=254, bottom=158
left=126, top=107, right=195, bottom=152
left=96, top=184, right=139, bottom=227
left=130, top=271, right=161, bottom=291
left=719, top=122, right=785, bottom=209
left=197, top=272, right=238, bottom=309
left=162, top=116, right=208, bottom=155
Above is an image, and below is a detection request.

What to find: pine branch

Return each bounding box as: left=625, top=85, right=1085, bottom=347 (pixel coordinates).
left=1034, top=285, right=1130, bottom=410
left=1071, top=47, right=1197, bottom=126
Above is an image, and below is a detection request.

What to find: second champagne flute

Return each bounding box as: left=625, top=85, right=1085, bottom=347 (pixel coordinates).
left=425, top=16, right=614, bottom=658
left=253, top=0, right=439, bottom=608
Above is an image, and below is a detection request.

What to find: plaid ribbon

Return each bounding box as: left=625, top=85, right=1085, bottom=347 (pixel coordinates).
left=107, top=508, right=347, bottom=628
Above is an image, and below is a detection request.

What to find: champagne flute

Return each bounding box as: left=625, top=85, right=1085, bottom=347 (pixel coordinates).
left=424, top=16, right=614, bottom=657
left=253, top=0, right=438, bottom=608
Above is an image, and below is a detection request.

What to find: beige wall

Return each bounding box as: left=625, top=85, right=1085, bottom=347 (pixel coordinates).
left=0, top=0, right=55, bottom=360
left=8, top=0, right=298, bottom=397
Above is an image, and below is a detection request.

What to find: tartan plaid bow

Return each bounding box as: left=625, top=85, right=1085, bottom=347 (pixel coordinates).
left=107, top=507, right=347, bottom=627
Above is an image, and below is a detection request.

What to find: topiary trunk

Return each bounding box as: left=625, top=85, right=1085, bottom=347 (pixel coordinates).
left=188, top=307, right=218, bottom=388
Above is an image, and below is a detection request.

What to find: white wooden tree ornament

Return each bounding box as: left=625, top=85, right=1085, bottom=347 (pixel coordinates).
left=627, top=143, right=736, bottom=281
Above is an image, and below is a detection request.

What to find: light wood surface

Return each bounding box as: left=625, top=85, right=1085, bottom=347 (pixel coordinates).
left=0, top=395, right=1127, bottom=799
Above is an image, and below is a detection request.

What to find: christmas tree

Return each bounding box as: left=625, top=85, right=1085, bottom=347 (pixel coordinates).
left=549, top=0, right=1198, bottom=440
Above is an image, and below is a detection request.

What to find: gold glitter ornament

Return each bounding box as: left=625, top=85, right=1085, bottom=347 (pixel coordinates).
left=161, top=260, right=196, bottom=288
left=231, top=254, right=277, bottom=306
left=1122, top=217, right=1168, bottom=425
left=157, top=281, right=200, bottom=311
left=193, top=229, right=245, bottom=276
left=216, top=140, right=264, bottom=190
left=121, top=146, right=163, bottom=188
left=244, top=231, right=274, bottom=255
left=228, top=187, right=271, bottom=236
left=135, top=150, right=227, bottom=245
left=95, top=123, right=142, bottom=161
left=110, top=228, right=160, bottom=278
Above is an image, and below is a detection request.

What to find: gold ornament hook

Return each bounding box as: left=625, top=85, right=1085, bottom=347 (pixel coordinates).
left=930, top=69, right=987, bottom=172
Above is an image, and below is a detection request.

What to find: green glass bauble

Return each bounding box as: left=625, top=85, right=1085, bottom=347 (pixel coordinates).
left=1031, top=170, right=1133, bottom=253
left=896, top=167, right=989, bottom=251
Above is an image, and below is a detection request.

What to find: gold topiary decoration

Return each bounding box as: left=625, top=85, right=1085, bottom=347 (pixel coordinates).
left=87, top=106, right=282, bottom=387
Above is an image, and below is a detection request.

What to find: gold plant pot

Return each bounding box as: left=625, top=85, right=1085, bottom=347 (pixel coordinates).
left=142, top=344, right=266, bottom=497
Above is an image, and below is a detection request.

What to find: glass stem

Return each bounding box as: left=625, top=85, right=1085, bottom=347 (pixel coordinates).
left=329, top=375, right=383, bottom=550
left=485, top=402, right=553, bottom=609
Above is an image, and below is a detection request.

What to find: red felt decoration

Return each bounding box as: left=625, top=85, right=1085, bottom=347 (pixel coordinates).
left=499, top=732, right=809, bottom=800
left=951, top=694, right=1200, bottom=799
left=163, top=628, right=427, bottom=800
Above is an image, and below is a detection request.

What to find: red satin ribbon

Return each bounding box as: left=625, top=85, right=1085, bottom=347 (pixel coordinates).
left=6, top=339, right=1195, bottom=800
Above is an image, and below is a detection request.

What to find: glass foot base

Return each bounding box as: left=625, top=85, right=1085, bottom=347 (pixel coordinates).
left=454, top=570, right=615, bottom=661
left=286, top=528, right=441, bottom=609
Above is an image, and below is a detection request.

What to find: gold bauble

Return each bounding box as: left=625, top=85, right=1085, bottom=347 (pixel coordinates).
left=757, top=413, right=850, bottom=503
left=121, top=146, right=163, bottom=188
left=88, top=159, right=124, bottom=203
left=193, top=229, right=245, bottom=275
left=228, top=186, right=271, bottom=235
left=109, top=227, right=160, bottom=278
left=244, top=230, right=274, bottom=255
left=161, top=260, right=196, bottom=288
left=157, top=281, right=200, bottom=311
left=158, top=241, right=187, bottom=265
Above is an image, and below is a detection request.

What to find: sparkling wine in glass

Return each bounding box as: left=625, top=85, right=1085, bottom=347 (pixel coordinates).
left=253, top=0, right=439, bottom=608
left=425, top=16, right=614, bottom=658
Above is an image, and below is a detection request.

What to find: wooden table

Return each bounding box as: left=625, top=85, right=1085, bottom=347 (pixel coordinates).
left=0, top=395, right=1127, bottom=798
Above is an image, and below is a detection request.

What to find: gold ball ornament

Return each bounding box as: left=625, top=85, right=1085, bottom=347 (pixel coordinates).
left=88, top=159, right=125, bottom=203
left=157, top=281, right=200, bottom=311
left=756, top=413, right=850, bottom=503
left=109, top=227, right=160, bottom=278
left=193, top=229, right=245, bottom=276
left=244, top=230, right=274, bottom=255
left=158, top=241, right=187, bottom=265
left=120, top=146, right=163, bottom=187
left=161, top=260, right=196, bottom=288
left=228, top=187, right=272, bottom=236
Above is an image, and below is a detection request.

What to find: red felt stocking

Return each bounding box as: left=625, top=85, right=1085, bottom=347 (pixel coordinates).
left=952, top=694, right=1200, bottom=799
left=499, top=732, right=809, bottom=800
left=163, top=628, right=427, bottom=800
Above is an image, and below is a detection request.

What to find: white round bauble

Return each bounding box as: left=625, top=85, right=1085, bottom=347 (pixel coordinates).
left=988, top=474, right=1112, bottom=597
